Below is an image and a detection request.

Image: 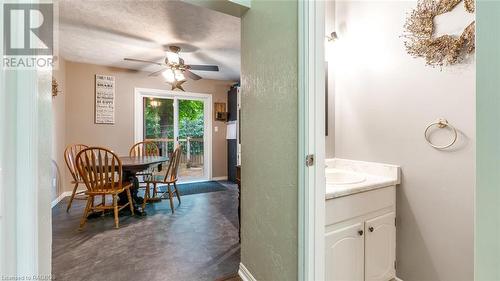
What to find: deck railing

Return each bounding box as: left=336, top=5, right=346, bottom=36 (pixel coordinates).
left=145, top=138, right=204, bottom=168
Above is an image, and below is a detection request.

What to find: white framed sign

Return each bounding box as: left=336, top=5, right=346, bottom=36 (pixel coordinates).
left=95, top=74, right=115, bottom=124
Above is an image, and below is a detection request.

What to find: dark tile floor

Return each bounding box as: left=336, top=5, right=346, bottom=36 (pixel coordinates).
left=52, top=181, right=240, bottom=281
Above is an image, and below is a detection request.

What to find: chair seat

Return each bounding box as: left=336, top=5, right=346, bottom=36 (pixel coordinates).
left=146, top=174, right=166, bottom=183
left=137, top=172, right=154, bottom=182
left=145, top=175, right=178, bottom=184
left=71, top=179, right=85, bottom=184
left=85, top=181, right=133, bottom=195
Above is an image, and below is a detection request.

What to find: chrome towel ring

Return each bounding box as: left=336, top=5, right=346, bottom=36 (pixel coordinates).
left=424, top=118, right=457, bottom=149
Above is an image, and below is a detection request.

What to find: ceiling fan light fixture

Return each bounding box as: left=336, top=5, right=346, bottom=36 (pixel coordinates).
left=174, top=69, right=186, bottom=82
left=166, top=51, right=180, bottom=65
left=162, top=68, right=176, bottom=83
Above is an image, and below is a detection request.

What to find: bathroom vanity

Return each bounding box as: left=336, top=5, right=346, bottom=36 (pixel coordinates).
left=325, top=159, right=400, bottom=281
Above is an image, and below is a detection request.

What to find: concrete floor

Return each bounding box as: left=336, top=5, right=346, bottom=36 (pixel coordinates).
left=52, top=181, right=240, bottom=281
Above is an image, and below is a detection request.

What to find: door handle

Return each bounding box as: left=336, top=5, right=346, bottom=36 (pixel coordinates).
left=368, top=226, right=374, bottom=232
left=358, top=230, right=364, bottom=236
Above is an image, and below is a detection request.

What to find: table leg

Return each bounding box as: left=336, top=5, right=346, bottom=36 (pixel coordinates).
left=120, top=171, right=146, bottom=215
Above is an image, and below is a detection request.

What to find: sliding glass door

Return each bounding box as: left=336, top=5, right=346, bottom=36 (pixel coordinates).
left=141, top=93, right=209, bottom=182
left=143, top=97, right=175, bottom=156
left=178, top=99, right=205, bottom=181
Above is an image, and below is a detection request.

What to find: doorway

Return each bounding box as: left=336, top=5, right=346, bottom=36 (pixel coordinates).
left=134, top=88, right=213, bottom=183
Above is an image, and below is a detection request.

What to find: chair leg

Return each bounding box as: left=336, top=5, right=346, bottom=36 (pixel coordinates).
left=167, top=183, right=175, bottom=214
left=153, top=182, right=158, bottom=198
left=113, top=195, right=119, bottom=229
left=142, top=183, right=150, bottom=211
left=126, top=188, right=135, bottom=216
left=79, top=196, right=93, bottom=229
left=173, top=182, right=181, bottom=204
left=66, top=182, right=79, bottom=212
left=101, top=194, right=106, bottom=215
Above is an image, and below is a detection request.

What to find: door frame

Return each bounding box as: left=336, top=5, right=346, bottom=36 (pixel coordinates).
left=298, top=0, right=326, bottom=280
left=134, top=87, right=213, bottom=182
left=0, top=3, right=52, bottom=276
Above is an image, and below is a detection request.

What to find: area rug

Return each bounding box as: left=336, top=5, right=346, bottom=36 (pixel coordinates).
left=157, top=181, right=228, bottom=197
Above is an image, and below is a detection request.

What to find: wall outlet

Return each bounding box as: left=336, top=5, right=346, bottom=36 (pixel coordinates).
left=214, top=126, right=219, bottom=132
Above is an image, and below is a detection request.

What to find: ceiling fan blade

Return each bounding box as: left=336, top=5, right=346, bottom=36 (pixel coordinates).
left=149, top=68, right=167, bottom=77
left=124, top=58, right=162, bottom=66
left=185, top=70, right=202, bottom=80
left=187, top=65, right=219, bottom=72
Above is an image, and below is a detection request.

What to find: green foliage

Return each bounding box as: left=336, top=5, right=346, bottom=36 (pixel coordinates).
left=179, top=100, right=204, bottom=155
left=144, top=99, right=174, bottom=139
left=144, top=103, right=162, bottom=138
left=144, top=98, right=204, bottom=155
left=179, top=117, right=204, bottom=138
left=179, top=100, right=204, bottom=121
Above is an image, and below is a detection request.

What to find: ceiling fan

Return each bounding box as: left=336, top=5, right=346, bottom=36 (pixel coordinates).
left=124, top=46, right=219, bottom=91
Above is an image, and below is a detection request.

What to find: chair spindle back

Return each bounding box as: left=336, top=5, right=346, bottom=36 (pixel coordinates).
left=164, top=146, right=182, bottom=182
left=75, top=147, right=123, bottom=193
left=64, top=144, right=89, bottom=182
left=129, top=141, right=160, bottom=157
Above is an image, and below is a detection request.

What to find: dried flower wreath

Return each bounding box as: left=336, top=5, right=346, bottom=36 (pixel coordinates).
left=404, top=0, right=475, bottom=66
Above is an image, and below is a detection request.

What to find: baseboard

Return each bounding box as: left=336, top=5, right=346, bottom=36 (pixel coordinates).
left=51, top=189, right=85, bottom=208
left=238, top=263, right=257, bottom=281
left=51, top=191, right=71, bottom=208
left=212, top=176, right=228, bottom=181
left=239, top=262, right=399, bottom=281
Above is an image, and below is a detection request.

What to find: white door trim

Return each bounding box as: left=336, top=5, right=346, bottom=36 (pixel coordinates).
left=298, top=0, right=326, bottom=280
left=238, top=263, right=258, bottom=281
left=134, top=88, right=213, bottom=181
left=0, top=2, right=52, bottom=275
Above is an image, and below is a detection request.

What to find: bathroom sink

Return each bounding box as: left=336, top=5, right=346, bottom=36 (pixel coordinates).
left=325, top=170, right=366, bottom=185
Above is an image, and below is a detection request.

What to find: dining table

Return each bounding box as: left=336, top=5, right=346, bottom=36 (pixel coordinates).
left=119, top=155, right=169, bottom=215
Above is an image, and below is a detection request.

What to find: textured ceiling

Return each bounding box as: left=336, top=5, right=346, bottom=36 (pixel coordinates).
left=57, top=0, right=241, bottom=81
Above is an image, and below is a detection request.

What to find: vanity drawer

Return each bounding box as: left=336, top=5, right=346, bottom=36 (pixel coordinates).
left=326, top=186, right=395, bottom=226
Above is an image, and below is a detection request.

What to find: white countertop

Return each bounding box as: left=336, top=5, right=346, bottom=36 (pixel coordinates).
left=325, top=158, right=401, bottom=200
left=326, top=174, right=398, bottom=199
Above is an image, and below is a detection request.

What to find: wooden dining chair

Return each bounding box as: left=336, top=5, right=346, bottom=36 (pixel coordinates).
left=75, top=147, right=134, bottom=229
left=130, top=140, right=160, bottom=201
left=64, top=144, right=89, bottom=212
left=129, top=140, right=160, bottom=157
left=130, top=141, right=160, bottom=178
left=145, top=146, right=182, bottom=213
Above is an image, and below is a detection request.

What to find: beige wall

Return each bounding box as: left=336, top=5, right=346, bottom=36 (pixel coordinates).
left=330, top=2, right=474, bottom=280
left=56, top=61, right=232, bottom=194
left=240, top=0, right=298, bottom=280
left=52, top=58, right=67, bottom=200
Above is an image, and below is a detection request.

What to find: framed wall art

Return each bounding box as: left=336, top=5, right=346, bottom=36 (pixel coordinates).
left=95, top=74, right=115, bottom=124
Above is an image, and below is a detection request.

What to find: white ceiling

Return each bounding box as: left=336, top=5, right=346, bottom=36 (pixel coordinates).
left=56, top=0, right=241, bottom=81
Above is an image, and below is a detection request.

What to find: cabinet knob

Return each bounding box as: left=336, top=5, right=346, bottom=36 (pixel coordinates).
left=369, top=226, right=374, bottom=232
left=358, top=230, right=364, bottom=236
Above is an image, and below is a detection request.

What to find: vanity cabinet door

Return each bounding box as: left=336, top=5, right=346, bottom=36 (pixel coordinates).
left=365, top=212, right=396, bottom=281
left=325, top=221, right=364, bottom=281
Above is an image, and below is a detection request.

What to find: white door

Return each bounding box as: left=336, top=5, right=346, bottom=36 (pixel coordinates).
left=325, top=221, right=364, bottom=281
left=365, top=212, right=396, bottom=281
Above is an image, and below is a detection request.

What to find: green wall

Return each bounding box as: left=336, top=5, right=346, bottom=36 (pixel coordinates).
left=476, top=1, right=500, bottom=280
left=240, top=0, right=298, bottom=280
